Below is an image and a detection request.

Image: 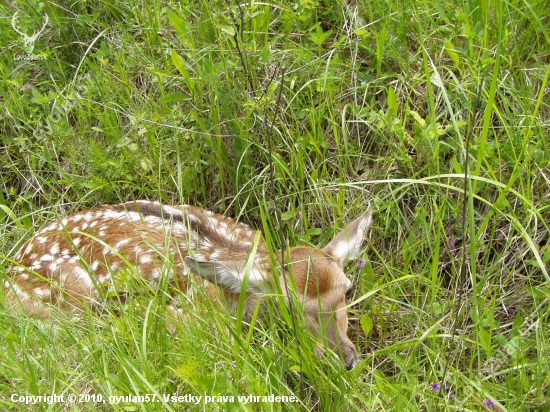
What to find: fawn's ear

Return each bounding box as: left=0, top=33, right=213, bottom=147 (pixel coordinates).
left=322, top=206, right=373, bottom=268
left=184, top=257, right=265, bottom=293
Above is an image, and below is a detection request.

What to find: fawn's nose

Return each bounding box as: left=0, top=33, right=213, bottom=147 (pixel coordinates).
left=342, top=342, right=358, bottom=370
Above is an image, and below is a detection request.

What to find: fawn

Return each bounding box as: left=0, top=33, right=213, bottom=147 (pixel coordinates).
left=4, top=201, right=372, bottom=369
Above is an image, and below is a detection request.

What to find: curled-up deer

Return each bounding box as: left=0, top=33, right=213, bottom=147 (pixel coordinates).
left=4, top=201, right=372, bottom=369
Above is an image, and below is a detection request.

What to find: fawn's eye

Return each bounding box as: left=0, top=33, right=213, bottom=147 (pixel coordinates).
left=345, top=287, right=354, bottom=301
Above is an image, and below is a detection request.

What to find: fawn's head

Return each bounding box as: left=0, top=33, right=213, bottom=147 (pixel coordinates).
left=185, top=209, right=373, bottom=370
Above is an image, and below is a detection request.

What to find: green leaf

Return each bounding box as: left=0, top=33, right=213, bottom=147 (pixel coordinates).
left=359, top=258, right=375, bottom=307
left=444, top=41, right=460, bottom=67
left=308, top=23, right=332, bottom=45
left=0, top=190, right=6, bottom=224
left=360, top=313, right=373, bottom=337
left=409, top=110, right=426, bottom=127
left=478, top=327, right=492, bottom=356
left=167, top=10, right=187, bottom=41
left=376, top=26, right=387, bottom=75
left=289, top=365, right=301, bottom=373
left=221, top=25, right=235, bottom=36
left=260, top=45, right=272, bottom=62
left=31, top=88, right=49, bottom=104
left=387, top=86, right=397, bottom=117
left=159, top=92, right=187, bottom=104
left=511, top=315, right=523, bottom=337
left=495, top=332, right=508, bottom=347
left=5, top=333, right=17, bottom=343
left=431, top=302, right=443, bottom=315
left=470, top=308, right=479, bottom=324
left=281, top=210, right=296, bottom=221
left=451, top=157, right=463, bottom=173
left=171, top=50, right=194, bottom=92
left=505, top=336, right=523, bottom=357
left=306, top=228, right=322, bottom=236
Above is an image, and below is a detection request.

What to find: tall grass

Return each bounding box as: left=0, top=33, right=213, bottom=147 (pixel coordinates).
left=1, top=0, right=549, bottom=410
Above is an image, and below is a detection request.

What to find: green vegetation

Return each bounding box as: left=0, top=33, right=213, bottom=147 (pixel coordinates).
left=1, top=0, right=549, bottom=410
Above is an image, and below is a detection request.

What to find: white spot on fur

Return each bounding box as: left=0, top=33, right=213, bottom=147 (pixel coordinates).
left=163, top=205, right=183, bottom=218
left=37, top=236, right=47, bottom=244
left=73, top=267, right=92, bottom=287
left=44, top=223, right=58, bottom=232
left=139, top=254, right=152, bottom=264
left=150, top=268, right=161, bottom=280
left=90, top=220, right=98, bottom=227
left=50, top=243, right=60, bottom=255
left=98, top=273, right=111, bottom=283
left=144, top=215, right=162, bottom=224
left=61, top=218, right=69, bottom=226
left=171, top=223, right=186, bottom=235
left=40, top=254, right=54, bottom=262
left=101, top=210, right=125, bottom=220
left=213, top=219, right=230, bottom=240
left=200, top=238, right=213, bottom=248
left=7, top=282, right=30, bottom=299
left=185, top=211, right=200, bottom=223
left=72, top=237, right=82, bottom=246
left=91, top=261, right=100, bottom=271
left=209, top=250, right=221, bottom=260
left=24, top=242, right=34, bottom=255
left=191, top=252, right=206, bottom=261
left=33, top=288, right=50, bottom=299
left=127, top=212, right=142, bottom=222
left=115, top=239, right=130, bottom=249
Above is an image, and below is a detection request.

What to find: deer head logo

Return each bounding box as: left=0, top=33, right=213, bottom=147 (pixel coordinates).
left=11, top=11, right=49, bottom=54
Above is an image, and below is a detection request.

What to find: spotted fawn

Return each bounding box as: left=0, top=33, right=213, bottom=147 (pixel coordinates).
left=4, top=201, right=372, bottom=369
